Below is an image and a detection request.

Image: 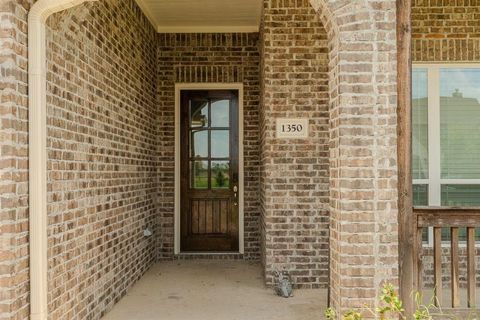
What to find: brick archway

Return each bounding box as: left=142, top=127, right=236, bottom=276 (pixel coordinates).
left=260, top=0, right=400, bottom=313
left=28, top=0, right=400, bottom=318
left=28, top=1, right=99, bottom=319
left=313, top=0, right=400, bottom=313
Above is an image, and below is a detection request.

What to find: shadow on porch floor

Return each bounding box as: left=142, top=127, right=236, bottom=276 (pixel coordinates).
left=102, top=260, right=327, bottom=320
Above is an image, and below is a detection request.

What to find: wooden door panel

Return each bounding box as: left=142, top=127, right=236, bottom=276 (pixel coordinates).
left=180, top=90, right=239, bottom=252
left=189, top=199, right=231, bottom=235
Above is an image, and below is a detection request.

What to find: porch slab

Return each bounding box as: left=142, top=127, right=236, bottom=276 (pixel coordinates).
left=102, top=260, right=327, bottom=320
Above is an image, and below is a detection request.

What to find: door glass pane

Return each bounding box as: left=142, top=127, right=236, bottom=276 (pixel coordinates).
left=190, top=100, right=209, bottom=128
left=440, top=69, right=480, bottom=179
left=191, top=161, right=209, bottom=189
left=211, top=130, right=229, bottom=158
left=211, top=100, right=230, bottom=127
left=191, top=130, right=208, bottom=158
left=211, top=161, right=230, bottom=189
left=412, top=69, right=429, bottom=179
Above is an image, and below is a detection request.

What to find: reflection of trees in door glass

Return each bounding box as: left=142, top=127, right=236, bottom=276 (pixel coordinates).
left=192, top=161, right=208, bottom=189
left=215, top=171, right=226, bottom=187
left=212, top=161, right=229, bottom=189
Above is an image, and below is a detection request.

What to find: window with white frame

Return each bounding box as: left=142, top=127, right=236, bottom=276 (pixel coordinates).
left=412, top=65, right=480, bottom=241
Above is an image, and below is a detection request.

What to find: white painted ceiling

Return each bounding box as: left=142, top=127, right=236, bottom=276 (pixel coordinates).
left=135, top=0, right=262, bottom=33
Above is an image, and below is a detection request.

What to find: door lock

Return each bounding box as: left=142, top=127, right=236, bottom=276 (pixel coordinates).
left=233, top=185, right=238, bottom=206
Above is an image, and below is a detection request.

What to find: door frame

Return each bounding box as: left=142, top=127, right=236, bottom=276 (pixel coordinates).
left=174, top=83, right=244, bottom=254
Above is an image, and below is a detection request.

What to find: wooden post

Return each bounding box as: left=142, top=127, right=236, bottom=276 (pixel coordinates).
left=451, top=228, right=460, bottom=308
left=396, top=0, right=414, bottom=316
left=434, top=227, right=443, bottom=306
left=467, top=227, right=476, bottom=308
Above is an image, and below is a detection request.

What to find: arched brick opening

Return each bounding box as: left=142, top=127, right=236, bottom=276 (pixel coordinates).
left=259, top=0, right=400, bottom=314
left=313, top=0, right=400, bottom=313
left=28, top=1, right=156, bottom=319
left=27, top=0, right=400, bottom=318
left=30, top=0, right=263, bottom=318
left=32, top=1, right=262, bottom=318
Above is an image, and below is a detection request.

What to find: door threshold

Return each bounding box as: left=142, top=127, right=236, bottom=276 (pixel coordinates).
left=175, top=252, right=244, bottom=260
left=178, top=252, right=241, bottom=255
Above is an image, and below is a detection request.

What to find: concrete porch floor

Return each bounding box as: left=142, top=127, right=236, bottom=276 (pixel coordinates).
left=102, top=260, right=328, bottom=320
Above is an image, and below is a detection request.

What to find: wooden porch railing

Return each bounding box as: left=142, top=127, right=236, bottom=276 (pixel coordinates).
left=414, top=207, right=480, bottom=313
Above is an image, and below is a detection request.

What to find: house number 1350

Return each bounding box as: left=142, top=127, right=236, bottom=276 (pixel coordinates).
left=276, top=118, right=309, bottom=139
left=281, top=124, right=303, bottom=133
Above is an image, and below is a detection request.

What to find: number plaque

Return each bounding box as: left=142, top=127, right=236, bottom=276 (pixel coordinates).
left=276, top=118, right=309, bottom=139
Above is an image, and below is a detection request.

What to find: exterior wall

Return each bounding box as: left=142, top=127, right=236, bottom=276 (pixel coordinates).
left=259, top=0, right=330, bottom=289
left=0, top=1, right=34, bottom=319
left=412, top=0, right=480, bottom=62
left=156, top=33, right=261, bottom=260
left=1, top=0, right=402, bottom=318
left=45, top=1, right=158, bottom=319
left=412, top=0, right=480, bottom=289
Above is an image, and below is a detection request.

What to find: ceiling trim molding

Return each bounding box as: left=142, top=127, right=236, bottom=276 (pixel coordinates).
left=134, top=0, right=158, bottom=29
left=134, top=0, right=261, bottom=34
left=157, top=25, right=260, bottom=33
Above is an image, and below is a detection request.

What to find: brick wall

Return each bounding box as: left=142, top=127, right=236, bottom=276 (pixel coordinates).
left=0, top=1, right=33, bottom=319
left=412, top=0, right=480, bottom=61
left=421, top=247, right=480, bottom=289
left=45, top=1, right=158, bottom=318
left=0, top=0, right=402, bottom=317
left=156, top=33, right=261, bottom=260
left=260, top=0, right=330, bottom=289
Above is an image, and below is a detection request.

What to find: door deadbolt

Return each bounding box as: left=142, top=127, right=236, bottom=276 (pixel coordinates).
left=233, top=185, right=238, bottom=206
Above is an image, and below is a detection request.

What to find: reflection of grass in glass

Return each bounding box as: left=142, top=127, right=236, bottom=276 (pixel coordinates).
left=192, top=162, right=230, bottom=189
left=194, top=176, right=208, bottom=188
left=193, top=161, right=208, bottom=188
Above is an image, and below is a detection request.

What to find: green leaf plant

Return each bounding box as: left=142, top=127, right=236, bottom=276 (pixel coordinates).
left=325, top=283, right=480, bottom=320
left=324, top=283, right=434, bottom=320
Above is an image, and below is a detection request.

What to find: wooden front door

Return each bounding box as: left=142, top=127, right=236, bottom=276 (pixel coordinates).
left=180, top=90, right=239, bottom=252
